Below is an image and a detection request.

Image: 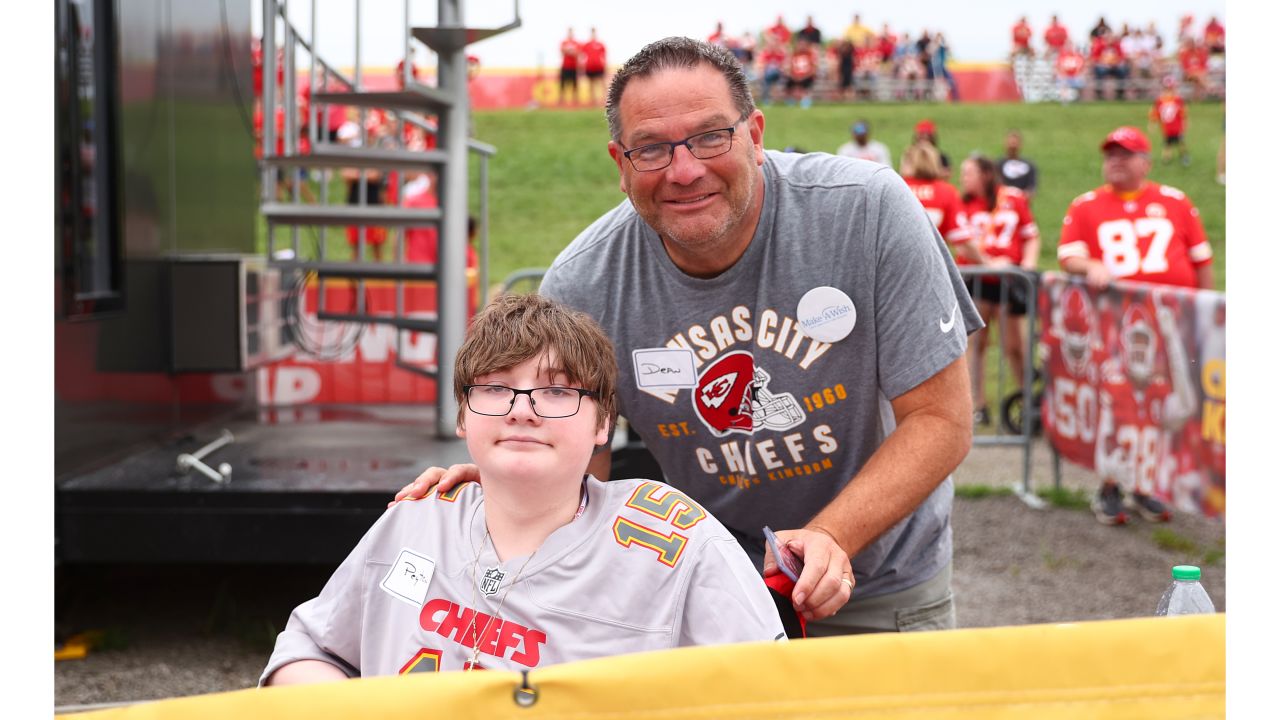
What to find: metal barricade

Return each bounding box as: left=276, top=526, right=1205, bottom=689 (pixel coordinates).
left=957, top=266, right=1042, bottom=506
left=500, top=267, right=547, bottom=295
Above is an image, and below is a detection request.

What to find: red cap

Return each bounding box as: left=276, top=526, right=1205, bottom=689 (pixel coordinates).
left=1101, top=126, right=1151, bottom=154
left=915, top=119, right=936, bottom=134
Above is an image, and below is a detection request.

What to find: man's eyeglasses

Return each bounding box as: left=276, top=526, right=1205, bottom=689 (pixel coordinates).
left=622, top=125, right=739, bottom=172
left=463, top=385, right=598, bottom=418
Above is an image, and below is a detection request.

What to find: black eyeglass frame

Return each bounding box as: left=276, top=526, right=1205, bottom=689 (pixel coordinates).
left=462, top=384, right=599, bottom=418
left=620, top=121, right=745, bottom=172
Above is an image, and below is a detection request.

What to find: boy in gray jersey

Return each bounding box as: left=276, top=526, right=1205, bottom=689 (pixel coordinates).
left=262, top=295, right=783, bottom=685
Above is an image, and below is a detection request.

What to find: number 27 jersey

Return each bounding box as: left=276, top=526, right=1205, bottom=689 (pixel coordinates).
left=1058, top=182, right=1212, bottom=289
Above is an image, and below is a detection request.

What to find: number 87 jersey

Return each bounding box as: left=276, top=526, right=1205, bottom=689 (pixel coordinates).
left=1057, top=182, right=1213, bottom=289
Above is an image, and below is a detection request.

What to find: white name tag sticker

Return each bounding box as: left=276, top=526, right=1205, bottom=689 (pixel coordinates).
left=632, top=348, right=698, bottom=389
left=380, top=548, right=437, bottom=607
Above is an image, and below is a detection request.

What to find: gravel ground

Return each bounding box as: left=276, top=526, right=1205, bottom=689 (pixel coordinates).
left=53, top=440, right=1226, bottom=710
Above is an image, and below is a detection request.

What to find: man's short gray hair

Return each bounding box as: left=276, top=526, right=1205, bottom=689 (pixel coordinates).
left=605, top=36, right=756, bottom=143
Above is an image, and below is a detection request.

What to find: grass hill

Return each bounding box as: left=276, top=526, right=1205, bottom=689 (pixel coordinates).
left=470, top=101, right=1226, bottom=291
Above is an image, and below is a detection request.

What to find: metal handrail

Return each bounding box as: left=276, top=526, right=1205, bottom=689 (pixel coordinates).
left=957, top=265, right=1041, bottom=507
left=262, top=1, right=515, bottom=439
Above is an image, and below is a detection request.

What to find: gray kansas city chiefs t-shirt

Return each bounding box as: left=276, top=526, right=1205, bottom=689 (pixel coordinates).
left=542, top=150, right=981, bottom=599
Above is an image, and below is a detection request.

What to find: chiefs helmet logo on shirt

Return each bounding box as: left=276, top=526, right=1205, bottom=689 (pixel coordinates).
left=692, top=351, right=806, bottom=437
left=699, top=371, right=739, bottom=410
left=1146, top=203, right=1167, bottom=219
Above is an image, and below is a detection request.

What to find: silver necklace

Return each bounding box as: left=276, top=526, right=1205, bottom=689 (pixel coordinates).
left=466, top=531, right=536, bottom=671
left=463, top=482, right=586, bottom=670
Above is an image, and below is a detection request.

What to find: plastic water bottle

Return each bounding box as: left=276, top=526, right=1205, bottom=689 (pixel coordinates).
left=1155, top=565, right=1215, bottom=616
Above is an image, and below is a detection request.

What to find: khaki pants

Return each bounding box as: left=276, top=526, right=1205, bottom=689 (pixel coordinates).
left=805, top=561, right=955, bottom=637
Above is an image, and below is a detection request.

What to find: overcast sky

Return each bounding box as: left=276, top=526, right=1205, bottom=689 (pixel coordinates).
left=261, top=1, right=1226, bottom=70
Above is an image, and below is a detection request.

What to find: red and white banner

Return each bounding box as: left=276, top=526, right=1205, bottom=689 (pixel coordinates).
left=1038, top=273, right=1225, bottom=517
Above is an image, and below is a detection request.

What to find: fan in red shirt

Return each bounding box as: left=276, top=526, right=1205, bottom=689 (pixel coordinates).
left=900, top=142, right=976, bottom=254
left=1149, top=79, right=1189, bottom=166
left=1053, top=45, right=1086, bottom=101
left=1203, top=16, right=1225, bottom=54
left=580, top=27, right=608, bottom=106
left=1059, top=126, right=1214, bottom=291
left=1089, top=30, right=1129, bottom=100
left=298, top=83, right=349, bottom=144
left=558, top=28, right=582, bottom=106
left=1043, top=15, right=1069, bottom=57
left=765, top=15, right=791, bottom=47
left=395, top=48, right=422, bottom=89
left=707, top=21, right=727, bottom=47
left=252, top=40, right=285, bottom=99
left=757, top=38, right=787, bottom=105
left=877, top=27, right=897, bottom=67
left=958, top=155, right=1040, bottom=426
left=402, top=173, right=480, bottom=315
left=785, top=38, right=819, bottom=108
left=1178, top=38, right=1210, bottom=100
left=1011, top=16, right=1033, bottom=59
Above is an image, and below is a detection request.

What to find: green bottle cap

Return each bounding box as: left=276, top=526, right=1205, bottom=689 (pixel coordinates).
left=1171, top=565, right=1201, bottom=581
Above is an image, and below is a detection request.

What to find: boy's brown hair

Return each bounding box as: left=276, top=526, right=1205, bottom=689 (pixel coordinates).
left=453, top=293, right=618, bottom=431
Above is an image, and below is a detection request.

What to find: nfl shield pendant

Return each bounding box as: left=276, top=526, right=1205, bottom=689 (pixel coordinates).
left=479, top=566, right=505, bottom=597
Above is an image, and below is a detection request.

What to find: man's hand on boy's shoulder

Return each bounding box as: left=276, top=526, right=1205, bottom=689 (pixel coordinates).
left=389, top=463, right=480, bottom=508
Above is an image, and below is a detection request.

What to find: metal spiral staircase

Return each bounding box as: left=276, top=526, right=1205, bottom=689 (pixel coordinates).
left=258, top=0, right=519, bottom=436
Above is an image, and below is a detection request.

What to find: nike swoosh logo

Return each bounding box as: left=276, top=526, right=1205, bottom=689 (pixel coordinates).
left=939, top=301, right=959, bottom=333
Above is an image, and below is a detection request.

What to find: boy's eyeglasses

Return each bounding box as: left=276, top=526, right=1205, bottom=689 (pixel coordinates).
left=463, top=385, right=598, bottom=418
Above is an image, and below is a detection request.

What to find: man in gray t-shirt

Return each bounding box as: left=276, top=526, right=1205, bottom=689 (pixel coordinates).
left=403, top=38, right=981, bottom=635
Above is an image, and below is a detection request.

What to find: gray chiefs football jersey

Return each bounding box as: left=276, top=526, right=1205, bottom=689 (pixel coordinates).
left=261, top=476, right=784, bottom=681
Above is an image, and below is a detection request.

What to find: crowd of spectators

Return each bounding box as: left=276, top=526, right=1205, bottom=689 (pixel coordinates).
left=690, top=12, right=1225, bottom=107
left=1011, top=14, right=1225, bottom=102
left=558, top=27, right=609, bottom=106
left=709, top=14, right=961, bottom=106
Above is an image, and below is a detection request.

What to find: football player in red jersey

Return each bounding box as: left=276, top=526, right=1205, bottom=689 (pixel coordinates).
left=1149, top=78, right=1189, bottom=166
left=958, top=155, right=1040, bottom=426
left=1092, top=295, right=1197, bottom=524
left=1038, top=282, right=1105, bottom=470
left=1059, top=127, right=1214, bottom=291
